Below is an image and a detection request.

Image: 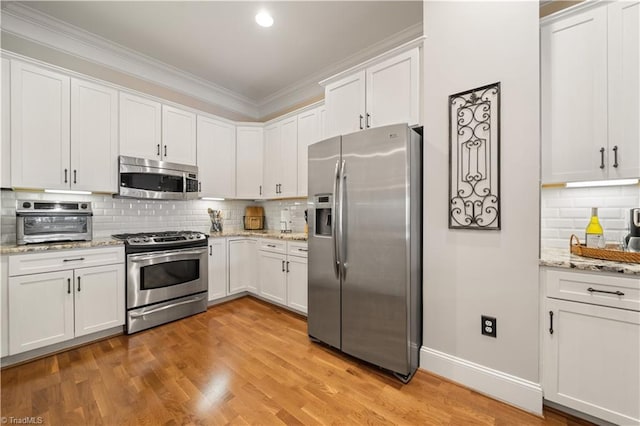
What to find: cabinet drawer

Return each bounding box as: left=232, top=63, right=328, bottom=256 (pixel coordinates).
left=545, top=269, right=640, bottom=311
left=9, top=247, right=125, bottom=277
left=288, top=242, right=308, bottom=258
left=259, top=239, right=286, bottom=254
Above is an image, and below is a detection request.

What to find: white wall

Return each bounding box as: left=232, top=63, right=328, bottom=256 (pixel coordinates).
left=421, top=1, right=541, bottom=413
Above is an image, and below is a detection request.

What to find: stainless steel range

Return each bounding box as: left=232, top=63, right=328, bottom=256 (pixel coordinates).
left=112, top=231, right=208, bottom=334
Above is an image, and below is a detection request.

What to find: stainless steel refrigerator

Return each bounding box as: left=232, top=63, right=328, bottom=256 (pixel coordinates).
left=307, top=123, right=422, bottom=383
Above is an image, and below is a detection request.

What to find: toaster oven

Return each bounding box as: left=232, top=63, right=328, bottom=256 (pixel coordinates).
left=16, top=200, right=93, bottom=245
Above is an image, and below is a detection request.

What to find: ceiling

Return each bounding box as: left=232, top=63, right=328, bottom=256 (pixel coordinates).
left=3, top=1, right=423, bottom=118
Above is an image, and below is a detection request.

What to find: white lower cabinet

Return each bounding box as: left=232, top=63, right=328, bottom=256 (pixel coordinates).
left=258, top=240, right=308, bottom=314
left=227, top=238, right=257, bottom=295
left=7, top=247, right=125, bottom=356
left=542, top=269, right=640, bottom=425
left=208, top=238, right=227, bottom=301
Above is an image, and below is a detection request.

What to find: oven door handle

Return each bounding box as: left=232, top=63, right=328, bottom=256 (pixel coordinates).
left=129, top=295, right=206, bottom=318
left=128, top=248, right=207, bottom=263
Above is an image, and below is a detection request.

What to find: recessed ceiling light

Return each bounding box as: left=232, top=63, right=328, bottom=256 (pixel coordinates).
left=255, top=11, right=274, bottom=28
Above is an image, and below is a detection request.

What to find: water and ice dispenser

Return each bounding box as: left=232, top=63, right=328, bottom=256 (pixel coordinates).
left=314, top=194, right=332, bottom=237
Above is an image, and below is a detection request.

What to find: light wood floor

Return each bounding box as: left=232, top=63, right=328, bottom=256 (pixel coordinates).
left=1, top=297, right=592, bottom=425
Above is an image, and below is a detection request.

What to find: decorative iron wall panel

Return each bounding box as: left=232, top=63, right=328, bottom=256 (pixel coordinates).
left=448, top=82, right=501, bottom=230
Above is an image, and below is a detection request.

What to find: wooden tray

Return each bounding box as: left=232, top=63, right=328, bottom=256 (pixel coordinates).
left=570, top=234, right=640, bottom=264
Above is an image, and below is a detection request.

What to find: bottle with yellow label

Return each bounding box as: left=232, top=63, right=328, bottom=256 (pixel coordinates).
left=585, top=207, right=605, bottom=248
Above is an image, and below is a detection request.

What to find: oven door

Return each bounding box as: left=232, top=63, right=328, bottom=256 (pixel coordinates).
left=119, top=164, right=185, bottom=200
left=17, top=214, right=92, bottom=245
left=127, top=247, right=208, bottom=309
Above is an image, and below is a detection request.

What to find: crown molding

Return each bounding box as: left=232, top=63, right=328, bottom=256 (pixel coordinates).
left=0, top=2, right=261, bottom=118
left=257, top=22, right=423, bottom=118
left=1, top=2, right=423, bottom=121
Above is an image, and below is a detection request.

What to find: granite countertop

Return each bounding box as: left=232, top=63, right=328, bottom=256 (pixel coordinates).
left=540, top=247, right=640, bottom=276
left=209, top=231, right=308, bottom=242
left=1, top=237, right=124, bottom=255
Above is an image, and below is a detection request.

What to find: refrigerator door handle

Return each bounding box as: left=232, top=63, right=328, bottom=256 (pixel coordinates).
left=332, top=159, right=341, bottom=278
left=339, top=159, right=347, bottom=280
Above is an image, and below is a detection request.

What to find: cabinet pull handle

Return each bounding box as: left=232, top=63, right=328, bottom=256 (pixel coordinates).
left=612, top=145, right=619, bottom=168
left=267, top=244, right=276, bottom=248
left=259, top=185, right=262, bottom=196
left=164, top=145, right=167, bottom=157
left=359, top=114, right=364, bottom=130
left=73, top=170, right=77, bottom=184
left=199, top=182, right=202, bottom=192
left=298, top=248, right=308, bottom=252
left=286, top=261, right=290, bottom=273
left=67, top=278, right=71, bottom=294
left=77, top=276, right=81, bottom=292
left=366, top=113, right=371, bottom=128
left=157, top=144, right=160, bottom=156
left=63, top=257, right=85, bottom=262
left=599, top=147, right=605, bottom=169
left=587, top=287, right=624, bottom=296
left=64, top=169, right=68, bottom=183
left=282, top=260, right=285, bottom=272
left=548, top=311, right=554, bottom=335
left=209, top=245, right=212, bottom=256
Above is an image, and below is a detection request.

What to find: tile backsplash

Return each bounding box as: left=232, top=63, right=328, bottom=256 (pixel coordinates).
left=0, top=190, right=309, bottom=244
left=541, top=185, right=640, bottom=249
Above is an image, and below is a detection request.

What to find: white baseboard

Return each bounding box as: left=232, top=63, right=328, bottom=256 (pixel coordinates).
left=420, top=346, right=543, bottom=415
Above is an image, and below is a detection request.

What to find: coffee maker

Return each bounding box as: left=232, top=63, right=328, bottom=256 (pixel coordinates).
left=626, top=208, right=640, bottom=243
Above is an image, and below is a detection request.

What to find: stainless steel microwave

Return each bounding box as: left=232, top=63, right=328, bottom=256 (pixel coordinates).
left=16, top=200, right=93, bottom=245
left=118, top=156, right=199, bottom=200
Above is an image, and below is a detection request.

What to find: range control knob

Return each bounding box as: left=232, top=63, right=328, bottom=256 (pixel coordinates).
left=22, top=202, right=31, bottom=209
left=143, top=237, right=151, bottom=242
left=131, top=238, right=141, bottom=244
left=188, top=234, right=195, bottom=239
left=80, top=203, right=88, bottom=209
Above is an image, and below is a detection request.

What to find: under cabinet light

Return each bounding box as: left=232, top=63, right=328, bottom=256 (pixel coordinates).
left=255, top=11, right=274, bottom=27
left=202, top=197, right=225, bottom=201
left=565, top=178, right=639, bottom=188
left=44, top=189, right=92, bottom=195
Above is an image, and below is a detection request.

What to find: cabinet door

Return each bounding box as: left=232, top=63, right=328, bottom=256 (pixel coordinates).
left=543, top=298, right=640, bottom=425
left=197, top=116, right=236, bottom=198
left=263, top=123, right=281, bottom=198
left=74, top=264, right=125, bottom=337
left=287, top=255, right=308, bottom=314
left=11, top=61, right=70, bottom=189
left=162, top=105, right=196, bottom=165
left=208, top=239, right=227, bottom=301
left=228, top=239, right=257, bottom=294
left=318, top=106, right=326, bottom=141
left=70, top=79, right=118, bottom=192
left=541, top=7, right=608, bottom=183
left=119, top=92, right=161, bottom=161
left=9, top=270, right=74, bottom=355
left=365, top=47, right=420, bottom=129
left=280, top=116, right=298, bottom=197
left=297, top=108, right=319, bottom=197
left=325, top=70, right=365, bottom=138
left=236, top=126, right=264, bottom=199
left=2, top=58, right=10, bottom=188
left=608, top=1, right=640, bottom=179
left=258, top=251, right=286, bottom=304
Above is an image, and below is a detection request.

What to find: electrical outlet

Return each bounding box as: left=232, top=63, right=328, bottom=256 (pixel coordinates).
left=481, top=315, right=497, bottom=338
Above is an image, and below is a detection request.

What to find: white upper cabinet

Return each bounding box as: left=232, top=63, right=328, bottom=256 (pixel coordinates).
left=197, top=115, right=236, bottom=198
left=608, top=1, right=640, bottom=179
left=119, top=92, right=162, bottom=161
left=71, top=79, right=118, bottom=193
left=2, top=57, right=11, bottom=188
left=325, top=70, right=366, bottom=138
left=236, top=125, right=264, bottom=199
left=365, top=48, right=420, bottom=130
left=11, top=61, right=71, bottom=189
left=297, top=107, right=321, bottom=197
left=541, top=2, right=640, bottom=184
left=162, top=105, right=196, bottom=165
left=263, top=116, right=298, bottom=198
left=323, top=46, right=420, bottom=138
